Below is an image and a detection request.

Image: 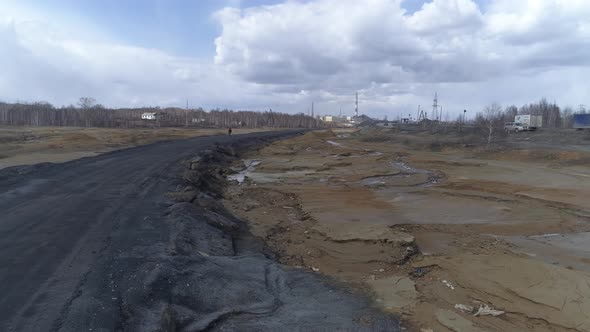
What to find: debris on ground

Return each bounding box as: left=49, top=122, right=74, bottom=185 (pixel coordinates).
left=436, top=309, right=484, bottom=332
left=441, top=280, right=455, bottom=290
left=473, top=304, right=505, bottom=317
left=410, top=266, right=432, bottom=278
left=455, top=303, right=474, bottom=313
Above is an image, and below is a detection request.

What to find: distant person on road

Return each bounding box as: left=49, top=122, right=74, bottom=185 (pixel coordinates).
left=228, top=127, right=232, bottom=136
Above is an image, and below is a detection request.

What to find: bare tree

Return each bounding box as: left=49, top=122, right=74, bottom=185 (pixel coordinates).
left=518, top=98, right=562, bottom=128
left=78, top=97, right=96, bottom=109
left=562, top=106, right=574, bottom=128
left=480, top=103, right=503, bottom=148
left=504, top=105, right=517, bottom=121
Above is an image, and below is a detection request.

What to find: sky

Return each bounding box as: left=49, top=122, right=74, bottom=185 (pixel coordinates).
left=1, top=0, right=589, bottom=119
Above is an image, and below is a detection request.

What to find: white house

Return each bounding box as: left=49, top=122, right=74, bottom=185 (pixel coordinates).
left=141, top=112, right=157, bottom=120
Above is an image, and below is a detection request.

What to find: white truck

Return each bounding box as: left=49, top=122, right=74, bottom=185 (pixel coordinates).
left=504, top=122, right=525, bottom=132
left=514, top=115, right=542, bottom=131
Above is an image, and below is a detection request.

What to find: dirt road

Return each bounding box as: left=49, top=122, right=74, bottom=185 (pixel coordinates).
left=0, top=126, right=272, bottom=170
left=0, top=131, right=401, bottom=331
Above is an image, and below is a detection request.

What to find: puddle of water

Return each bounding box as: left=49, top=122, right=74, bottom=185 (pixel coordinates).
left=529, top=233, right=561, bottom=238
left=247, top=170, right=315, bottom=184
left=361, top=159, right=439, bottom=188
left=361, top=173, right=431, bottom=188
left=362, top=178, right=387, bottom=187
left=393, top=160, right=440, bottom=187
left=329, top=151, right=361, bottom=158
left=228, top=159, right=261, bottom=184
left=392, top=160, right=429, bottom=174
left=507, top=232, right=590, bottom=254
left=326, top=140, right=344, bottom=147
left=502, top=232, right=590, bottom=272
left=392, top=161, right=415, bottom=173
left=332, top=154, right=362, bottom=158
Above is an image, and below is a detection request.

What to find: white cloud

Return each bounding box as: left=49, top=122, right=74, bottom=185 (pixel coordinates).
left=0, top=6, right=270, bottom=109
left=1, top=0, right=590, bottom=118
left=405, top=0, right=483, bottom=33
left=213, top=0, right=590, bottom=117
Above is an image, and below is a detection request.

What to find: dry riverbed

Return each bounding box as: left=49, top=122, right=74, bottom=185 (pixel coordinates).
left=223, top=129, right=590, bottom=332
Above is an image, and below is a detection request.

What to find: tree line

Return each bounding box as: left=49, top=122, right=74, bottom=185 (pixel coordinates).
left=474, top=98, right=583, bottom=129
left=0, top=98, right=323, bottom=129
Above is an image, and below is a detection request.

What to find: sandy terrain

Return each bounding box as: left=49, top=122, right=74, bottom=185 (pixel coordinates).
left=223, top=128, right=590, bottom=331
left=0, top=126, right=268, bottom=169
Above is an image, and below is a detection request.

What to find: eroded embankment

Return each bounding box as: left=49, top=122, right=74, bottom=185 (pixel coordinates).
left=113, top=141, right=404, bottom=331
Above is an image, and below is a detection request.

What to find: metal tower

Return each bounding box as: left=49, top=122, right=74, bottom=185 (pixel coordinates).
left=432, top=92, right=438, bottom=121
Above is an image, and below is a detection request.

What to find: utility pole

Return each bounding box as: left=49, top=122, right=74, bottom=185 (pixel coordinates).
left=311, top=102, right=315, bottom=118
left=185, top=99, right=189, bottom=127
left=355, top=92, right=359, bottom=118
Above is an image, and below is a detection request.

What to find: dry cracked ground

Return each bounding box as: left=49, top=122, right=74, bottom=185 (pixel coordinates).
left=223, top=128, right=590, bottom=332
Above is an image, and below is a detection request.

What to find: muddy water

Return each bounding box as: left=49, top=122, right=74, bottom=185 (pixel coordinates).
left=326, top=140, right=345, bottom=147
left=361, top=160, right=439, bottom=188
left=503, top=232, right=590, bottom=272
left=228, top=159, right=261, bottom=183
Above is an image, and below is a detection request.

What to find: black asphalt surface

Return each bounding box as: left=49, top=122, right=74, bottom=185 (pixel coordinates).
left=0, top=131, right=401, bottom=331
